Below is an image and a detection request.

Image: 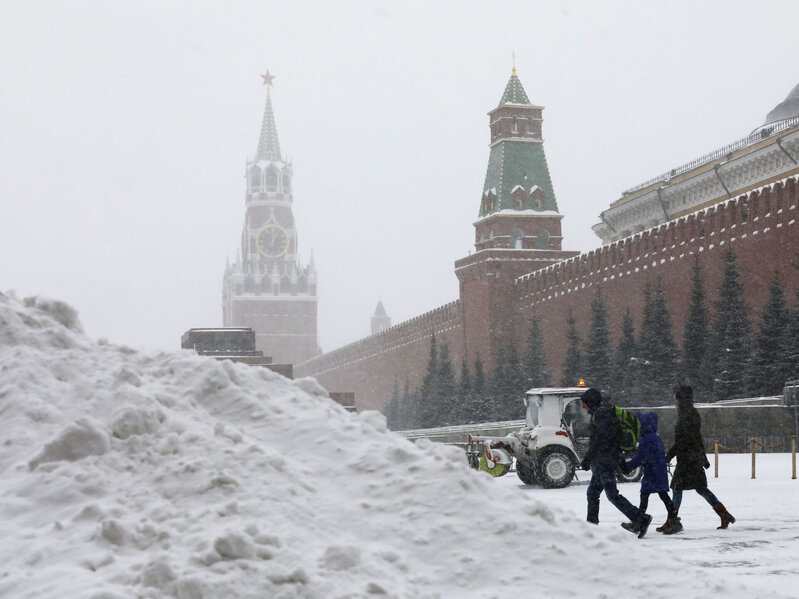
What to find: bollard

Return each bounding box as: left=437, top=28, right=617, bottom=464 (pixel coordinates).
left=751, top=439, right=756, bottom=479
left=793, top=436, right=797, bottom=480
left=714, top=441, right=719, bottom=479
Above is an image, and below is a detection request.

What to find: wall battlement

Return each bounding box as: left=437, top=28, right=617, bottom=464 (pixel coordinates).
left=298, top=175, right=798, bottom=412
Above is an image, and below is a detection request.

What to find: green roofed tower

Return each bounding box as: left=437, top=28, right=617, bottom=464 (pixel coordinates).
left=455, top=67, right=578, bottom=368
left=480, top=67, right=558, bottom=218
left=472, top=68, right=566, bottom=252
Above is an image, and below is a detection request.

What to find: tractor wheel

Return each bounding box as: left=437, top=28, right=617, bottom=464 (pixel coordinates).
left=536, top=447, right=576, bottom=489
left=515, top=459, right=539, bottom=486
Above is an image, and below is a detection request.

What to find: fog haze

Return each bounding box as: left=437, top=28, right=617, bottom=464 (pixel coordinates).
left=1, top=1, right=797, bottom=353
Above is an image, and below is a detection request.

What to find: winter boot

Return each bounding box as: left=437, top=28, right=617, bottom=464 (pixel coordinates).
left=662, top=516, right=683, bottom=535
left=637, top=514, right=653, bottom=538
left=713, top=503, right=736, bottom=529
left=655, top=520, right=670, bottom=533
left=620, top=521, right=636, bottom=533
left=621, top=514, right=652, bottom=538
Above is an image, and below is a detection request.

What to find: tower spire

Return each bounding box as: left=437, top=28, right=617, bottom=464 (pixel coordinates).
left=256, top=70, right=282, bottom=161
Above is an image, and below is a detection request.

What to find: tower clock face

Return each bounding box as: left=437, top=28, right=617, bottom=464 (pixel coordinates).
left=256, top=224, right=290, bottom=258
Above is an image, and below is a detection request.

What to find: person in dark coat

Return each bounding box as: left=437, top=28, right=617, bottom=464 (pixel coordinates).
left=665, top=384, right=736, bottom=530
left=622, top=412, right=682, bottom=534
left=580, top=388, right=652, bottom=538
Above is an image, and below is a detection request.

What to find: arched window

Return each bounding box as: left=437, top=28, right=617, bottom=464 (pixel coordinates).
left=243, top=276, right=255, bottom=293
left=536, top=230, right=550, bottom=250
left=527, top=118, right=533, bottom=133
left=512, top=117, right=518, bottom=133
left=265, top=166, right=278, bottom=189
left=250, top=168, right=261, bottom=191
left=510, top=229, right=524, bottom=249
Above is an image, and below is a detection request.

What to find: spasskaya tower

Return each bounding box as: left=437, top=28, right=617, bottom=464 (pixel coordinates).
left=222, top=71, right=319, bottom=365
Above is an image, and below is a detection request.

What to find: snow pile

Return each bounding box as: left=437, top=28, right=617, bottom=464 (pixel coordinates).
left=0, top=291, right=782, bottom=598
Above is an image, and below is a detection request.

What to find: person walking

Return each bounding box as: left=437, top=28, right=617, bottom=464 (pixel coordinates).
left=664, top=384, right=736, bottom=530
left=580, top=387, right=652, bottom=538
left=621, top=412, right=682, bottom=534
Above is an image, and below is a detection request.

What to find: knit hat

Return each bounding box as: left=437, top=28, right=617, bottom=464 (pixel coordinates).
left=581, top=387, right=602, bottom=410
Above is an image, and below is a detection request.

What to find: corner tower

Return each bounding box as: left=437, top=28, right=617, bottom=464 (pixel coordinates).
left=222, top=71, right=319, bottom=365
left=455, top=68, right=578, bottom=366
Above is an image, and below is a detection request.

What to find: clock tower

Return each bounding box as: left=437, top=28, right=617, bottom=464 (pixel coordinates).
left=222, top=71, right=319, bottom=365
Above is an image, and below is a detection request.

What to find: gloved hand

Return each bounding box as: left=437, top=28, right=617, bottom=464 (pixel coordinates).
left=703, top=459, right=711, bottom=469
left=580, top=459, right=591, bottom=471
left=619, top=460, right=630, bottom=474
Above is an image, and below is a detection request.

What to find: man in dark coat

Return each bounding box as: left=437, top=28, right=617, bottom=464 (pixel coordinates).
left=665, top=384, right=736, bottom=530
left=623, top=412, right=681, bottom=534
left=580, top=388, right=652, bottom=538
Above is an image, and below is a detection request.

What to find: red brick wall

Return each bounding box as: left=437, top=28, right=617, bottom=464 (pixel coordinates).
left=297, top=177, right=799, bottom=412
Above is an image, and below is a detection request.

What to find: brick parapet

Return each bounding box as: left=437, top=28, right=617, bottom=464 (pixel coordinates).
left=295, top=301, right=463, bottom=410
left=298, top=176, right=797, bottom=413
left=514, top=175, right=799, bottom=372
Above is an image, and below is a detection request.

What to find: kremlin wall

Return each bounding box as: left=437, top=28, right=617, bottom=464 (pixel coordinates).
left=295, top=75, right=799, bottom=413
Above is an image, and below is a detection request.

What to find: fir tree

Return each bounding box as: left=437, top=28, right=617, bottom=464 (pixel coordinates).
left=501, top=343, right=526, bottom=419
left=584, top=293, right=613, bottom=391
left=637, top=281, right=678, bottom=404
left=711, top=250, right=752, bottom=400
left=749, top=274, right=793, bottom=395
left=417, top=334, right=439, bottom=426
left=434, top=342, right=458, bottom=425
left=613, top=308, right=637, bottom=405
left=560, top=310, right=583, bottom=386
left=680, top=258, right=712, bottom=398
left=384, top=381, right=401, bottom=429
left=523, top=316, right=552, bottom=388
left=471, top=354, right=488, bottom=422
left=449, top=358, right=472, bottom=424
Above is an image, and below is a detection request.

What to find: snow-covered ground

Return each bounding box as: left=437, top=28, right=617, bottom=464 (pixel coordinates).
left=0, top=291, right=795, bottom=598
left=495, top=454, right=799, bottom=596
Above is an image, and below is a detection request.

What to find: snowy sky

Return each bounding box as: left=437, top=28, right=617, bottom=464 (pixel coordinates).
left=1, top=1, right=798, bottom=354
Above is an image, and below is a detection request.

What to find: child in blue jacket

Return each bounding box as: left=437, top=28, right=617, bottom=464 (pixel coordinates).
left=622, top=412, right=682, bottom=535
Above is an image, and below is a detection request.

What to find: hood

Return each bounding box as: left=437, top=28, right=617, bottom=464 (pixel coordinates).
left=638, top=411, right=658, bottom=434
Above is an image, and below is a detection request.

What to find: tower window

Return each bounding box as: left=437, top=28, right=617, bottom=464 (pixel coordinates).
left=527, top=119, right=533, bottom=133
left=510, top=229, right=524, bottom=249
left=250, top=168, right=261, bottom=191
left=536, top=230, right=550, bottom=250
left=512, top=117, right=518, bottom=133
left=265, top=166, right=278, bottom=189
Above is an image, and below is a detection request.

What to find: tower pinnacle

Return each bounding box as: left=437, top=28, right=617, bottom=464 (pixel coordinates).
left=256, top=70, right=281, bottom=161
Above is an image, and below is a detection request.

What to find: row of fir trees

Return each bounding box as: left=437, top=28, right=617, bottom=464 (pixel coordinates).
left=384, top=250, right=799, bottom=430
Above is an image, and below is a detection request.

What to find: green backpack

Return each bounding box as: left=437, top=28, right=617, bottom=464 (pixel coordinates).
left=613, top=406, right=641, bottom=452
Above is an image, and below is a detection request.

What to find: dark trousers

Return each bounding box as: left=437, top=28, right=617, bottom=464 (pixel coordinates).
left=672, top=488, right=719, bottom=513
left=586, top=463, right=646, bottom=524
left=640, top=492, right=677, bottom=519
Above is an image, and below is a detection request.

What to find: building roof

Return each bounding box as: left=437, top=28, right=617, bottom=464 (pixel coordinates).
left=764, top=81, right=799, bottom=126
left=256, top=80, right=282, bottom=161
left=373, top=300, right=387, bottom=317
left=498, top=68, right=532, bottom=106
left=481, top=140, right=558, bottom=215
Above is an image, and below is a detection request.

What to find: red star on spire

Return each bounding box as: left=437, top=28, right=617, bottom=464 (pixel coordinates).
left=260, top=70, right=276, bottom=87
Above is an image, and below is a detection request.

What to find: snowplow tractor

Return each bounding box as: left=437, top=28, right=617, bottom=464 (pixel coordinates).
left=466, top=386, right=642, bottom=488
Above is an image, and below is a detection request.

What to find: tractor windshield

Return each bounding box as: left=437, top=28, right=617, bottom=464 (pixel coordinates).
left=525, top=395, right=539, bottom=428
left=562, top=397, right=591, bottom=438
